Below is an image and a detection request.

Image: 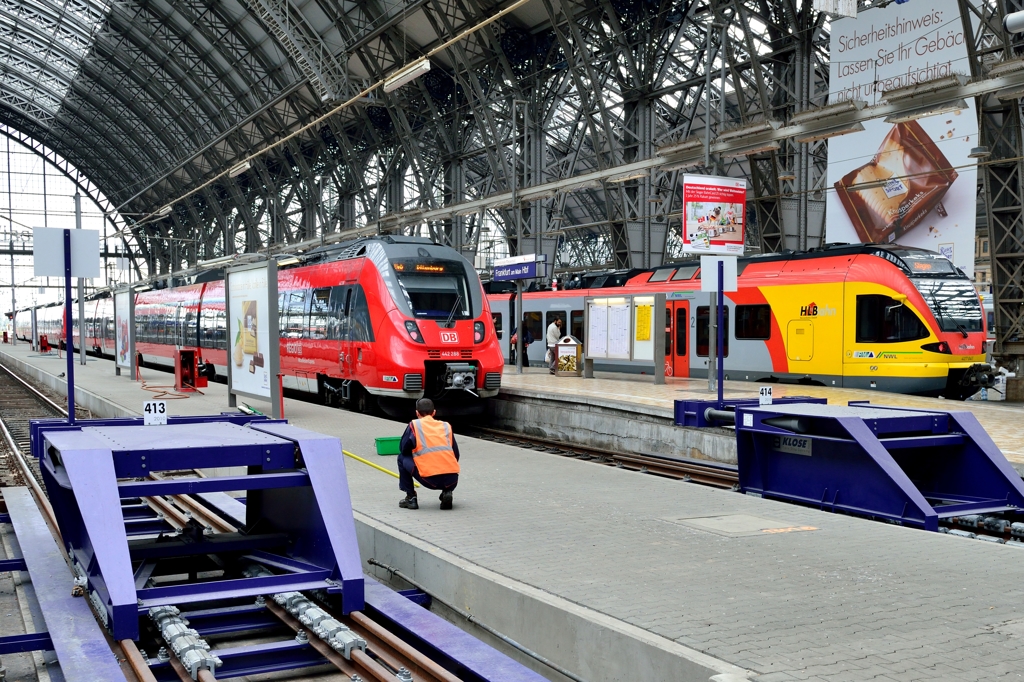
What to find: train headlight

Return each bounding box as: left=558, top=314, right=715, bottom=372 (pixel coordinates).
left=473, top=321, right=485, bottom=343
left=404, top=320, right=424, bottom=344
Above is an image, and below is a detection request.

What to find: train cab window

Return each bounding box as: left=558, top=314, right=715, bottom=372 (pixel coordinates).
left=696, top=306, right=729, bottom=357
left=649, top=269, right=675, bottom=283
left=283, top=290, right=307, bottom=339
left=735, top=305, right=771, bottom=340
left=308, top=288, right=331, bottom=340
left=856, top=295, right=929, bottom=343
left=545, top=311, right=567, bottom=340
left=571, top=309, right=584, bottom=345
left=672, top=265, right=699, bottom=281
left=393, top=259, right=471, bottom=319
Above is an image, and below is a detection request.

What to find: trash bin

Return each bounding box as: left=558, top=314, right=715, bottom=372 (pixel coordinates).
left=555, top=335, right=583, bottom=376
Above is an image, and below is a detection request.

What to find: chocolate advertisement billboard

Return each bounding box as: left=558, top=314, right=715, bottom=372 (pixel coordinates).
left=826, top=0, right=977, bottom=278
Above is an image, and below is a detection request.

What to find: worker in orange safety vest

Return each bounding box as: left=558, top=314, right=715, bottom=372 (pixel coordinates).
left=398, top=398, right=460, bottom=510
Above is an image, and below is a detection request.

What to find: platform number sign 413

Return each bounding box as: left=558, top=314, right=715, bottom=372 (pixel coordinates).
left=759, top=386, right=773, bottom=406
left=143, top=400, right=167, bottom=425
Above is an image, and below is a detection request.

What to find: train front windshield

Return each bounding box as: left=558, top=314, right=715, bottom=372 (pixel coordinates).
left=913, top=278, right=984, bottom=334
left=393, top=260, right=472, bottom=320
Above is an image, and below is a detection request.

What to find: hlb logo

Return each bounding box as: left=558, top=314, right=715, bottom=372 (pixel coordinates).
left=800, top=302, right=836, bottom=317
left=440, top=331, right=459, bottom=344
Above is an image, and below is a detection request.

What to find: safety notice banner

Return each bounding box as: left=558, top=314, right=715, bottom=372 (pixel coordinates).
left=825, top=0, right=977, bottom=278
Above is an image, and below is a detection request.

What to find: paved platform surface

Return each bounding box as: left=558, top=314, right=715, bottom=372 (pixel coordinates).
left=501, top=368, right=1024, bottom=466
left=4, top=344, right=1024, bottom=681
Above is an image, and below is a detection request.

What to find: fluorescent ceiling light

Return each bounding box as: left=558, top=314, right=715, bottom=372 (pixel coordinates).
left=777, top=173, right=796, bottom=182
left=656, top=136, right=704, bottom=157
left=488, top=199, right=513, bottom=210
left=720, top=141, right=781, bottom=158
left=455, top=206, right=481, bottom=217
left=563, top=179, right=601, bottom=191
left=996, top=87, right=1024, bottom=101
left=197, top=255, right=235, bottom=267
left=794, top=121, right=865, bottom=143
left=229, top=160, right=251, bottom=177
left=157, top=205, right=172, bottom=216
left=521, top=188, right=558, bottom=201
left=276, top=255, right=300, bottom=266
left=658, top=159, right=702, bottom=172
left=716, top=120, right=782, bottom=142
left=880, top=74, right=968, bottom=103
left=968, top=146, right=992, bottom=159
left=789, top=100, right=866, bottom=125
left=384, top=58, right=431, bottom=93
left=988, top=58, right=1024, bottom=78
left=883, top=99, right=968, bottom=123
left=606, top=170, right=649, bottom=183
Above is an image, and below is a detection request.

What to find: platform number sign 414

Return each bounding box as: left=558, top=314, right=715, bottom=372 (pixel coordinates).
left=143, top=400, right=167, bottom=425
left=759, top=386, right=773, bottom=406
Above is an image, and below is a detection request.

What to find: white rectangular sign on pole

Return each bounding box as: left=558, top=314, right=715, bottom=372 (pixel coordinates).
left=225, top=260, right=280, bottom=416
left=825, top=0, right=977, bottom=278
left=700, top=256, right=738, bottom=292
left=32, top=227, right=100, bottom=278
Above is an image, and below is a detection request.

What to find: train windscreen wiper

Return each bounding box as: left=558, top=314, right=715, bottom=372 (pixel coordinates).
left=444, top=293, right=462, bottom=328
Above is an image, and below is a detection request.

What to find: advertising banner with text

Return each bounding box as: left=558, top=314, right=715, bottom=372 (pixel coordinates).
left=227, top=264, right=275, bottom=400
left=826, top=0, right=977, bottom=278
left=114, top=290, right=132, bottom=370
left=681, top=175, right=746, bottom=255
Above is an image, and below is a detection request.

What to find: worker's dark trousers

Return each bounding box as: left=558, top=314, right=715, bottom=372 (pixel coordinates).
left=398, top=453, right=459, bottom=495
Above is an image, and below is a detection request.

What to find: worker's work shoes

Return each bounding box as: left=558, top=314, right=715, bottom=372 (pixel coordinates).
left=399, top=494, right=418, bottom=510
left=439, top=490, right=453, bottom=510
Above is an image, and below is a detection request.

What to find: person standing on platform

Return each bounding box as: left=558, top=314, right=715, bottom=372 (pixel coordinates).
left=398, top=398, right=460, bottom=510
left=511, top=322, right=532, bottom=367
left=546, top=317, right=563, bottom=374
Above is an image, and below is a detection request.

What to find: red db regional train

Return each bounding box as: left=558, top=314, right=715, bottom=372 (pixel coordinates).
left=20, top=237, right=504, bottom=416
left=489, top=244, right=992, bottom=400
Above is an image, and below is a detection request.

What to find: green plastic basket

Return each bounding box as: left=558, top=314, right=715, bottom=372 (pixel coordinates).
left=375, top=436, right=402, bottom=456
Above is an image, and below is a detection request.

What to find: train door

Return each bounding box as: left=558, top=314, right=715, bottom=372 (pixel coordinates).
left=665, top=301, right=689, bottom=377
left=337, top=286, right=353, bottom=378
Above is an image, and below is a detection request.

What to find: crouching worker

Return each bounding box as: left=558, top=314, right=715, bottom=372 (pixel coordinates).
left=398, top=398, right=460, bottom=510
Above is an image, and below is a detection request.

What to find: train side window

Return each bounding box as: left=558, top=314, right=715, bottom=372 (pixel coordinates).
left=735, top=305, right=771, bottom=340
left=309, top=288, right=331, bottom=340
left=676, top=308, right=687, bottom=355
left=570, top=309, right=584, bottom=345
left=523, top=311, right=542, bottom=343
left=649, top=269, right=675, bottom=283
left=664, top=307, right=672, bottom=356
left=696, top=306, right=729, bottom=357
left=284, top=290, right=306, bottom=339
left=349, top=285, right=375, bottom=343
left=855, top=295, right=928, bottom=343
left=545, top=311, right=566, bottom=340
left=491, top=312, right=503, bottom=340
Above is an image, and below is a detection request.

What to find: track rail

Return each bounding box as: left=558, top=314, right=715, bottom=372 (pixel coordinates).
left=468, top=426, right=740, bottom=488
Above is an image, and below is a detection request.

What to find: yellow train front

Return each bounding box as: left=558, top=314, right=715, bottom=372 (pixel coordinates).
left=496, top=244, right=992, bottom=400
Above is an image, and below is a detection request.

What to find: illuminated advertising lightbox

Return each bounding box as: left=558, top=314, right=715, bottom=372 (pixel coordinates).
left=680, top=175, right=747, bottom=255
left=114, top=289, right=133, bottom=372
left=226, top=261, right=279, bottom=409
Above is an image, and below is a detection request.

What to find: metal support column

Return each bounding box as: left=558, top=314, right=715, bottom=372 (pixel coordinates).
left=75, top=193, right=85, bottom=366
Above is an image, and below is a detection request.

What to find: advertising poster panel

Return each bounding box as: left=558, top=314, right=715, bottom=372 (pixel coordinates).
left=226, top=262, right=279, bottom=407
left=114, top=289, right=133, bottom=372
left=680, top=175, right=746, bottom=254
left=826, top=0, right=977, bottom=278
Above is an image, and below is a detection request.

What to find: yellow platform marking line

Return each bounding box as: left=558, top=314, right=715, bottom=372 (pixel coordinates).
left=343, top=449, right=419, bottom=488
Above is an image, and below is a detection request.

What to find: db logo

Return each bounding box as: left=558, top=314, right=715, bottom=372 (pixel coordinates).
left=440, top=331, right=459, bottom=344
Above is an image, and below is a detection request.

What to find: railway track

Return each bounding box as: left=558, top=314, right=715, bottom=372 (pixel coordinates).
left=467, top=426, right=741, bottom=489
left=0, top=360, right=477, bottom=682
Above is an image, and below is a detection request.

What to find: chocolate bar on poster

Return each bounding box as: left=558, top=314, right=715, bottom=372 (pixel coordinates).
left=253, top=352, right=265, bottom=368
left=249, top=358, right=255, bottom=374
left=834, top=120, right=958, bottom=244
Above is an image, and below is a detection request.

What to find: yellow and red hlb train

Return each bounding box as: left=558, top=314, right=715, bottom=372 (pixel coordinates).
left=489, top=244, right=992, bottom=399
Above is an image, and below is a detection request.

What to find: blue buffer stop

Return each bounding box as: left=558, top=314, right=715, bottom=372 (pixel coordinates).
left=734, top=402, right=1024, bottom=531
